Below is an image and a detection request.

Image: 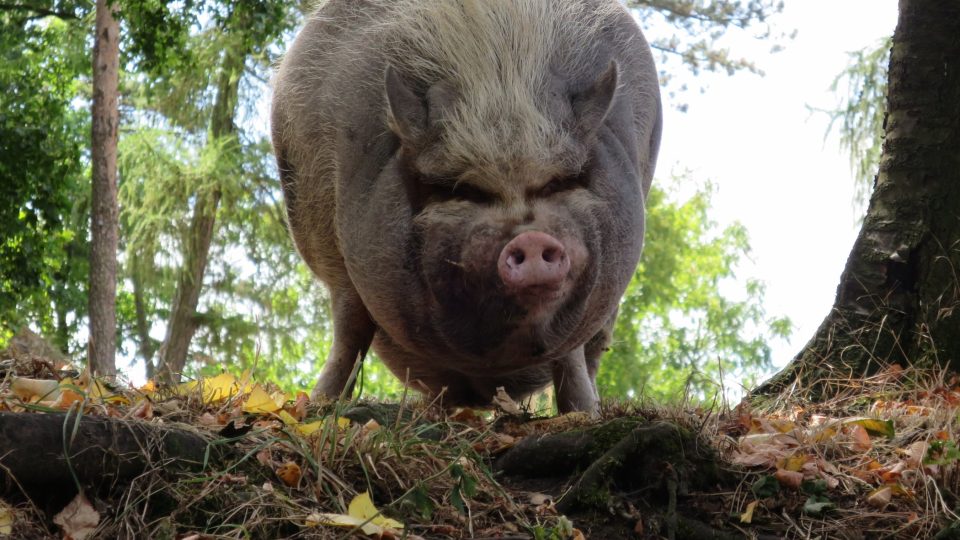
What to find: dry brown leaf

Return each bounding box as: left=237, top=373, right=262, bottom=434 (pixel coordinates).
left=867, top=486, right=892, bottom=508
left=849, top=424, right=872, bottom=451
left=53, top=493, right=100, bottom=540
left=774, top=468, right=803, bottom=490
left=492, top=386, right=522, bottom=415
left=10, top=377, right=61, bottom=402
left=276, top=461, right=302, bottom=487
left=53, top=387, right=85, bottom=409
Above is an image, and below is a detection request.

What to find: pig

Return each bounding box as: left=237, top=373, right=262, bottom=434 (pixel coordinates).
left=271, top=0, right=661, bottom=414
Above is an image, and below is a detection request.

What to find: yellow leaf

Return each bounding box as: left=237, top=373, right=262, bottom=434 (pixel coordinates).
left=337, top=417, right=351, bottom=429
left=243, top=385, right=281, bottom=413
left=768, top=419, right=795, bottom=433
left=87, top=379, right=129, bottom=405
left=175, top=379, right=199, bottom=397
left=0, top=501, right=13, bottom=535
left=139, top=380, right=156, bottom=393
left=296, top=420, right=324, bottom=436
left=782, top=455, right=808, bottom=472
left=305, top=512, right=381, bottom=536
left=812, top=425, right=838, bottom=443
left=348, top=492, right=404, bottom=530
left=277, top=410, right=299, bottom=426
left=200, top=373, right=240, bottom=403
left=845, top=418, right=895, bottom=439
left=740, top=500, right=758, bottom=524
left=270, top=391, right=288, bottom=409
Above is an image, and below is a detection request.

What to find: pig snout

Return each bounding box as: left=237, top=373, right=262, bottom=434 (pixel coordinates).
left=497, top=231, right=570, bottom=294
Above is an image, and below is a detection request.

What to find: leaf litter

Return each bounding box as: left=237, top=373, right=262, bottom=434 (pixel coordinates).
left=3, top=338, right=960, bottom=538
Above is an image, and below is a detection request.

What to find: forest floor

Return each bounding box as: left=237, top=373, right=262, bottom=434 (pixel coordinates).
left=2, top=335, right=959, bottom=539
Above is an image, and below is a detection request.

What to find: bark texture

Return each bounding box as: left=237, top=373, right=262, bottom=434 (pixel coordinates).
left=758, top=0, right=960, bottom=396
left=0, top=412, right=218, bottom=495
left=88, top=0, right=120, bottom=377
left=156, top=44, right=244, bottom=383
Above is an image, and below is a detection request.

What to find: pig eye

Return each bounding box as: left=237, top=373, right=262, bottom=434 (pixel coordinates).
left=449, top=182, right=494, bottom=204
left=536, top=174, right=585, bottom=197
left=422, top=178, right=494, bottom=205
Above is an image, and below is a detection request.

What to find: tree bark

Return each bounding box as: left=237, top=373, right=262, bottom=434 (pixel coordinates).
left=0, top=412, right=221, bottom=495
left=88, top=0, right=120, bottom=377
left=756, top=0, right=960, bottom=397
left=155, top=43, right=245, bottom=384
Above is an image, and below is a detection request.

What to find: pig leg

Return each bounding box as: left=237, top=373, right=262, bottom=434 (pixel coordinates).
left=552, top=346, right=600, bottom=415
left=312, top=287, right=376, bottom=401
left=583, top=307, right=617, bottom=383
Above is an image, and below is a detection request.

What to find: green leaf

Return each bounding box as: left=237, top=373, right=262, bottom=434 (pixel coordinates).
left=802, top=495, right=835, bottom=516
left=751, top=475, right=780, bottom=499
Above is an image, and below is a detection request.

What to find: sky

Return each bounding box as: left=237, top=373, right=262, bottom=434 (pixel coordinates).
left=650, top=0, right=899, bottom=380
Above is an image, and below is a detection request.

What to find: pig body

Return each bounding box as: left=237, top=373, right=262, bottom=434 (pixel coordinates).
left=272, top=0, right=661, bottom=413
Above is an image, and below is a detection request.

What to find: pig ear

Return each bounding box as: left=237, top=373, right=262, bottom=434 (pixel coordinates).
left=571, top=60, right=619, bottom=137
left=385, top=65, right=427, bottom=144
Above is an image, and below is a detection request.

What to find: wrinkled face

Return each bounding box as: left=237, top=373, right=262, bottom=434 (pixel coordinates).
left=369, top=63, right=643, bottom=374
left=405, top=155, right=602, bottom=368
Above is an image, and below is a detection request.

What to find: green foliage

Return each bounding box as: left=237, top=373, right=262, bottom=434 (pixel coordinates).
left=598, top=174, right=791, bottom=403
left=3, top=1, right=792, bottom=404
left=824, top=38, right=890, bottom=211
left=0, top=12, right=90, bottom=351
left=448, top=463, right=478, bottom=515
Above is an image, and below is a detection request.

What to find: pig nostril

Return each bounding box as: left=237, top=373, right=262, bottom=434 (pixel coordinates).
left=510, top=250, right=526, bottom=265
left=542, top=247, right=559, bottom=263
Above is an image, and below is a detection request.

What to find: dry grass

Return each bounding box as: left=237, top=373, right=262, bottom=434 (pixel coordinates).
left=4, top=338, right=960, bottom=538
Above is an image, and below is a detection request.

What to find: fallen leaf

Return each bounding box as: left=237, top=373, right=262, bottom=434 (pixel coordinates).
left=867, top=486, right=892, bottom=508
left=291, top=392, right=309, bottom=421
left=740, top=500, right=758, bottom=524
left=774, top=468, right=804, bottom=490
left=307, top=491, right=404, bottom=536
left=200, top=372, right=241, bottom=403
left=845, top=417, right=895, bottom=439
left=362, top=419, right=381, bottom=435
left=295, top=419, right=324, bottom=436
left=256, top=450, right=274, bottom=467
left=781, top=454, right=809, bottom=472
left=53, top=387, right=85, bottom=409
left=849, top=423, right=872, bottom=451
left=906, top=441, right=929, bottom=467
left=348, top=492, right=403, bottom=530
left=0, top=501, right=13, bottom=535
left=243, top=385, right=281, bottom=413
left=276, top=461, right=302, bottom=487
left=492, top=386, right=522, bottom=415
left=53, top=493, right=99, bottom=540
left=10, top=377, right=60, bottom=402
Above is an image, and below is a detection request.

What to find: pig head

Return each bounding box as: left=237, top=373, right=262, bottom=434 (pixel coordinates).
left=271, top=0, right=661, bottom=414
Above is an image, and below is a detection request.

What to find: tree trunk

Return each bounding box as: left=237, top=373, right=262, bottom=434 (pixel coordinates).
left=756, top=0, right=960, bottom=397
left=88, top=0, right=120, bottom=377
left=155, top=45, right=244, bottom=384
